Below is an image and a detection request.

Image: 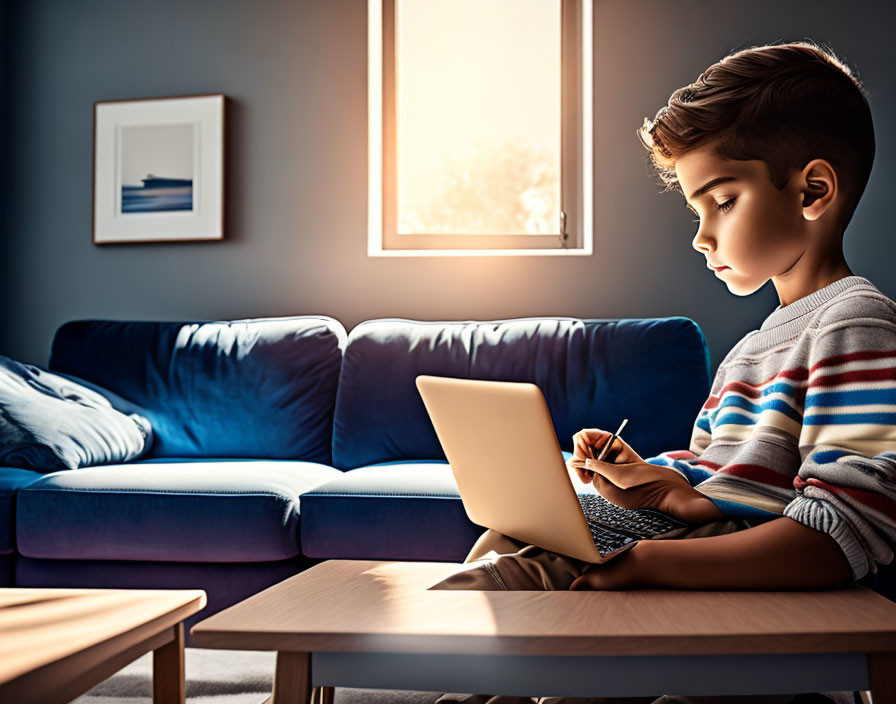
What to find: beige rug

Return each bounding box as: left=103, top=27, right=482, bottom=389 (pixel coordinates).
left=72, top=647, right=440, bottom=703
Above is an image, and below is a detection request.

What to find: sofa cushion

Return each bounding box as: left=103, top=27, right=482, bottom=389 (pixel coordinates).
left=0, top=355, right=153, bottom=471
left=49, top=316, right=346, bottom=463
left=332, top=317, right=711, bottom=469
left=300, top=461, right=487, bottom=562
left=16, top=459, right=341, bottom=562
left=0, top=466, right=44, bottom=554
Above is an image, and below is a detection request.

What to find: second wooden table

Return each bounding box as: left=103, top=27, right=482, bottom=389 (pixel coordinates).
left=0, top=587, right=206, bottom=704
left=191, top=559, right=896, bottom=703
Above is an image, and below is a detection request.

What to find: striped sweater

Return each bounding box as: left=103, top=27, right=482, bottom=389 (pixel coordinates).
left=645, top=275, right=896, bottom=581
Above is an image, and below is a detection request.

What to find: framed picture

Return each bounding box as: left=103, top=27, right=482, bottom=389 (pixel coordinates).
left=93, top=94, right=225, bottom=244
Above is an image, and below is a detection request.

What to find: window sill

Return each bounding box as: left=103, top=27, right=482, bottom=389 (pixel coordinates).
left=367, top=247, right=593, bottom=258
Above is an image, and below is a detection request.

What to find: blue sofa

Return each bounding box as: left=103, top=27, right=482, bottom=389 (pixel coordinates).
left=1, top=314, right=885, bottom=635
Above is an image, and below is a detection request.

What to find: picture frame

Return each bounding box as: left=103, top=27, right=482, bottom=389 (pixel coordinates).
left=93, top=94, right=226, bottom=244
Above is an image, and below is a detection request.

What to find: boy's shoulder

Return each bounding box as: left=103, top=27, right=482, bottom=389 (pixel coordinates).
left=811, top=279, right=896, bottom=331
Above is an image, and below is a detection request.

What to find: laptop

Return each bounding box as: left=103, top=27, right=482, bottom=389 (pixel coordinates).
left=415, top=374, right=694, bottom=563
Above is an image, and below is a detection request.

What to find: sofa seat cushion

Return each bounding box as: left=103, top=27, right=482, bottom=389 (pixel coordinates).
left=16, top=459, right=341, bottom=562
left=0, top=466, right=44, bottom=554
left=300, top=461, right=485, bottom=562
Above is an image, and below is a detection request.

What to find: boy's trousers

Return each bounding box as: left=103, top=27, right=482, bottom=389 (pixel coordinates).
left=432, top=522, right=860, bottom=704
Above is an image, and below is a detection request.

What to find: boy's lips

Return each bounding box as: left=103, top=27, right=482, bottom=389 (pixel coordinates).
left=707, top=261, right=730, bottom=272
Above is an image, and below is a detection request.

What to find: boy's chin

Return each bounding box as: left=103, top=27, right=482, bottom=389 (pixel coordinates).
left=723, top=274, right=766, bottom=297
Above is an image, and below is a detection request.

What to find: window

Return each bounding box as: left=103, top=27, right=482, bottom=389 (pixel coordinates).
left=368, top=0, right=593, bottom=256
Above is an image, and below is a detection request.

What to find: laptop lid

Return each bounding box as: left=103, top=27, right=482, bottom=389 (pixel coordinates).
left=416, top=374, right=610, bottom=563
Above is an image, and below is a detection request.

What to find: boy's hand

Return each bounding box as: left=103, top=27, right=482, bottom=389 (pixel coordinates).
left=567, top=428, right=642, bottom=484
left=567, top=428, right=723, bottom=524
left=570, top=546, right=644, bottom=590
left=584, top=458, right=724, bottom=524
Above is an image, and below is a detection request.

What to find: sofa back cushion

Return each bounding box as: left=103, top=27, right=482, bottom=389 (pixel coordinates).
left=49, top=316, right=346, bottom=462
left=331, top=317, right=710, bottom=470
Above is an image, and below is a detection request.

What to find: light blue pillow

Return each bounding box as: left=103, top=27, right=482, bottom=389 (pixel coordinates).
left=0, top=355, right=153, bottom=471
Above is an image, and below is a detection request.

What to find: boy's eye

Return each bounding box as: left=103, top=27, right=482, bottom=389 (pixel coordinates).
left=689, top=197, right=736, bottom=223
left=717, top=197, right=736, bottom=213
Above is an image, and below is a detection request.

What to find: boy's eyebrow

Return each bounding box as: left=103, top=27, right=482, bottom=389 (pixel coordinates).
left=688, top=176, right=739, bottom=202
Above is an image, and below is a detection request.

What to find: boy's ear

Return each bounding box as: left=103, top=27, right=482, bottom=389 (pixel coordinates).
left=799, top=158, right=838, bottom=222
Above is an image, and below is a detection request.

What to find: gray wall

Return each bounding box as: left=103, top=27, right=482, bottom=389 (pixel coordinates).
left=1, top=0, right=893, bottom=374
left=0, top=0, right=6, bottom=278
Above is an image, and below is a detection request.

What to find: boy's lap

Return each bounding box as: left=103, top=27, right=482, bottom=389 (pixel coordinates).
left=432, top=519, right=752, bottom=591
left=432, top=542, right=583, bottom=590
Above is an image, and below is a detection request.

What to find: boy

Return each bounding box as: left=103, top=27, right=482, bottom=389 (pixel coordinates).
left=436, top=40, right=894, bottom=704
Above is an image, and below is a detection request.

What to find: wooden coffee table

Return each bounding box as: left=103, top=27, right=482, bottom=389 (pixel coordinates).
left=191, top=560, right=896, bottom=703
left=0, top=587, right=206, bottom=704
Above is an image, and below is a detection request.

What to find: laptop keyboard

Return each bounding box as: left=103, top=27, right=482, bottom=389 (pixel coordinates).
left=585, top=521, right=637, bottom=554
left=578, top=493, right=689, bottom=555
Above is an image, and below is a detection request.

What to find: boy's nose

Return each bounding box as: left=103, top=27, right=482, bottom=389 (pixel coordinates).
left=692, top=227, right=715, bottom=254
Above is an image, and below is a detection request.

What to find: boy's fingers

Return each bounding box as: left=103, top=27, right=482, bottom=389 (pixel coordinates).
left=574, top=437, right=586, bottom=458
left=567, top=457, right=595, bottom=484
left=570, top=568, right=602, bottom=590
left=588, top=429, right=612, bottom=445
left=587, top=460, right=682, bottom=489
left=570, top=567, right=595, bottom=590
left=574, top=429, right=610, bottom=452
left=604, top=438, right=634, bottom=462
left=586, top=460, right=644, bottom=489
left=574, top=433, right=599, bottom=459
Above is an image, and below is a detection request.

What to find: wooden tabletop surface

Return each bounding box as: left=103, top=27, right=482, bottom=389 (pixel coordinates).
left=0, top=587, right=206, bottom=686
left=190, top=560, right=896, bottom=656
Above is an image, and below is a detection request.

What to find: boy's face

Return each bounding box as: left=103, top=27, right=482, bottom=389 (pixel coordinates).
left=675, top=147, right=808, bottom=297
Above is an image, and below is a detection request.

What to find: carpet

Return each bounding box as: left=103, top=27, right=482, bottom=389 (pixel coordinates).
left=72, top=647, right=441, bottom=703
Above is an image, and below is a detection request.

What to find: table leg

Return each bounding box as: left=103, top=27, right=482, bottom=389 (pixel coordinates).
left=272, top=651, right=312, bottom=704
left=152, top=623, right=185, bottom=704
left=317, top=686, right=335, bottom=704
left=869, top=652, right=896, bottom=704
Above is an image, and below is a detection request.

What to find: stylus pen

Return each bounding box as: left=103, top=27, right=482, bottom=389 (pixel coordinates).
left=593, top=418, right=629, bottom=462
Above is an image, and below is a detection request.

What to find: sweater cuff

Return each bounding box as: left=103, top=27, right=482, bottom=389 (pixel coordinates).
left=644, top=458, right=712, bottom=487
left=783, top=495, right=871, bottom=581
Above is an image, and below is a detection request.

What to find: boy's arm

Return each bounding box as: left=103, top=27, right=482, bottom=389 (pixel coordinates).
left=634, top=319, right=896, bottom=589
left=643, top=450, right=715, bottom=487
left=631, top=516, right=853, bottom=589
left=779, top=321, right=896, bottom=583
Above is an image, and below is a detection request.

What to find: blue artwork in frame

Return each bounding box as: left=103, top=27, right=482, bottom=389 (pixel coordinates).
left=93, top=94, right=225, bottom=244
left=120, top=122, right=194, bottom=213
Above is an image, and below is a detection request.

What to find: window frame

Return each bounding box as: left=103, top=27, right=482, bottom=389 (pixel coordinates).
left=368, top=0, right=593, bottom=257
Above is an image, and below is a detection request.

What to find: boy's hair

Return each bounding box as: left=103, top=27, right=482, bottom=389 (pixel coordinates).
left=637, top=40, right=875, bottom=233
